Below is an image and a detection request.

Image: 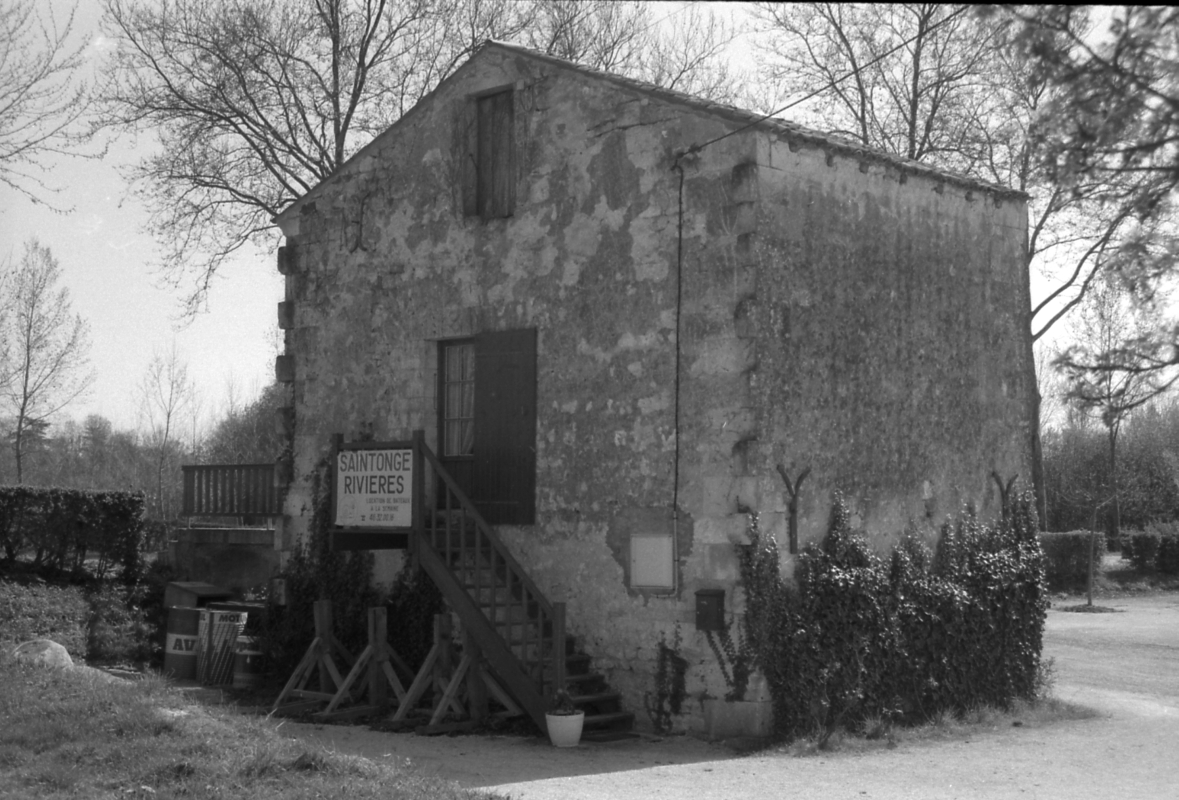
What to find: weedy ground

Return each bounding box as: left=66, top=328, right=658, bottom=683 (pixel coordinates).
left=776, top=692, right=1100, bottom=758
left=0, top=654, right=505, bottom=800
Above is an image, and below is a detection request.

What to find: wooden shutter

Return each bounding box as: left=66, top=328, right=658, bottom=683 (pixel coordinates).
left=461, top=99, right=478, bottom=217
left=477, top=90, right=515, bottom=219
left=472, top=328, right=536, bottom=524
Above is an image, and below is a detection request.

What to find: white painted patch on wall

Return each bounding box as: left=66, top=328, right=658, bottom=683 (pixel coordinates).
left=631, top=532, right=675, bottom=589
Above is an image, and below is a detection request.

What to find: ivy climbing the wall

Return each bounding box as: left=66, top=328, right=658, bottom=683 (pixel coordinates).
left=739, top=493, right=1046, bottom=744
left=256, top=462, right=380, bottom=683
left=704, top=619, right=754, bottom=701
left=644, top=624, right=688, bottom=733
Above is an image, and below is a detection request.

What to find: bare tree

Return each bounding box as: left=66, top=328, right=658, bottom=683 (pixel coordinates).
left=1058, top=277, right=1162, bottom=540
left=99, top=0, right=741, bottom=312
left=138, top=342, right=195, bottom=519
left=0, top=0, right=96, bottom=204
left=754, top=4, right=1005, bottom=170
left=1001, top=5, right=1179, bottom=399
left=517, top=1, right=740, bottom=100
left=204, top=382, right=285, bottom=464
left=0, top=238, right=93, bottom=483
left=634, top=4, right=741, bottom=101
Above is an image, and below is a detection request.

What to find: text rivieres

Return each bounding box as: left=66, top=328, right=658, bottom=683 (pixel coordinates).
left=341, top=473, right=405, bottom=494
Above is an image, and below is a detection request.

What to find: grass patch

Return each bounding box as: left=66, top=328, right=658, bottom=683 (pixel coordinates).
left=0, top=580, right=90, bottom=658
left=0, top=654, right=504, bottom=800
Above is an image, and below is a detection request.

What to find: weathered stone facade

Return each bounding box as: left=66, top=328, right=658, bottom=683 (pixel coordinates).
left=272, top=42, right=1033, bottom=734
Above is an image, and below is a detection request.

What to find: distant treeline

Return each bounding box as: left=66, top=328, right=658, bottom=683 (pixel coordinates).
left=1043, top=400, right=1179, bottom=533
left=0, top=384, right=283, bottom=523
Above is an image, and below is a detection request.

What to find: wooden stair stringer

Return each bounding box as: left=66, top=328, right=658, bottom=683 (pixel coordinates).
left=417, top=538, right=548, bottom=730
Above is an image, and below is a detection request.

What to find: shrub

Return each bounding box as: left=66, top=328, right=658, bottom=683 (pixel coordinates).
left=85, top=583, right=154, bottom=664
left=385, top=565, right=444, bottom=672
left=253, top=464, right=379, bottom=685
left=1039, top=530, right=1105, bottom=591
left=0, top=487, right=146, bottom=582
left=1127, top=531, right=1161, bottom=572
left=1145, top=522, right=1179, bottom=575
left=740, top=493, right=1046, bottom=742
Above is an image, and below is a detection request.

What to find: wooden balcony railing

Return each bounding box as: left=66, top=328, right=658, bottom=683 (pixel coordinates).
left=182, top=463, right=279, bottom=517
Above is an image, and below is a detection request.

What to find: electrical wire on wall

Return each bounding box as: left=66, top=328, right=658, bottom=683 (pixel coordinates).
left=669, top=153, right=688, bottom=587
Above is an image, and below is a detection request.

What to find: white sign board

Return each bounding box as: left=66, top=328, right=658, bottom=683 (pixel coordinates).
left=335, top=448, right=413, bottom=528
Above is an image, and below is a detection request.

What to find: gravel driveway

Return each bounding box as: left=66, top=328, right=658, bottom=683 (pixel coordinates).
left=282, top=594, right=1179, bottom=799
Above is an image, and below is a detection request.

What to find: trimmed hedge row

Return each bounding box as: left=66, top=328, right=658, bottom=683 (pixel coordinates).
left=1127, top=525, right=1179, bottom=575
left=1039, top=530, right=1105, bottom=590
left=0, top=487, right=146, bottom=582
left=740, top=494, right=1046, bottom=742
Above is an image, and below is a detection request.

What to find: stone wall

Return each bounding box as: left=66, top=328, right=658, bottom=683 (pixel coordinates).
left=272, top=45, right=1032, bottom=733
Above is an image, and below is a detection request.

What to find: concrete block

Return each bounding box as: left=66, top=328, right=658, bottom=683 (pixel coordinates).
left=701, top=477, right=735, bottom=517
left=706, top=543, right=741, bottom=582
left=702, top=698, right=773, bottom=740
left=693, top=515, right=748, bottom=545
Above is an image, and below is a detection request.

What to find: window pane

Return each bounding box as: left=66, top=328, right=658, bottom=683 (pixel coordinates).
left=461, top=382, right=474, bottom=417
left=446, top=347, right=463, bottom=382
left=460, top=420, right=475, bottom=456
left=446, top=384, right=461, bottom=418
left=445, top=420, right=462, bottom=456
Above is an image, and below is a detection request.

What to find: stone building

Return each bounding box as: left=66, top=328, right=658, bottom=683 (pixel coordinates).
left=270, top=41, right=1034, bottom=736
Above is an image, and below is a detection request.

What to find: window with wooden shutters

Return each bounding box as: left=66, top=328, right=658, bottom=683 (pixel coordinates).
left=461, top=89, right=515, bottom=220
left=437, top=328, right=536, bottom=524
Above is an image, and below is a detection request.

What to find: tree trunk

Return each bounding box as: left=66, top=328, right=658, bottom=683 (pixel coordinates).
left=1031, top=384, right=1047, bottom=530
left=1108, top=424, right=1120, bottom=543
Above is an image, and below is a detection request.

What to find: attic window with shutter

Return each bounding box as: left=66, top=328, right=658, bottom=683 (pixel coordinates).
left=462, top=89, right=516, bottom=220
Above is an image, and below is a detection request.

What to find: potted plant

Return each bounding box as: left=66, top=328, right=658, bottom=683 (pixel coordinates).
left=545, top=690, right=585, bottom=747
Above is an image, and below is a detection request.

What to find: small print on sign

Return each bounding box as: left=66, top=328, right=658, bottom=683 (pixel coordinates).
left=336, top=448, right=413, bottom=528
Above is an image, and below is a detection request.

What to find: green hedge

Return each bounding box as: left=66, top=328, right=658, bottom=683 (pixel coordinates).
left=740, top=494, right=1046, bottom=742
left=1128, top=524, right=1179, bottom=575
left=0, top=487, right=146, bottom=582
left=1039, top=530, right=1105, bottom=590
left=1127, top=531, right=1162, bottom=572
left=1159, top=536, right=1179, bottom=575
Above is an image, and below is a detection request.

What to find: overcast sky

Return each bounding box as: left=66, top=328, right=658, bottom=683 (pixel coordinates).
left=0, top=0, right=285, bottom=434
left=1, top=1, right=744, bottom=437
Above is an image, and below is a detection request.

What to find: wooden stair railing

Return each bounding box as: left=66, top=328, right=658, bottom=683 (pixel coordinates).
left=416, top=443, right=564, bottom=732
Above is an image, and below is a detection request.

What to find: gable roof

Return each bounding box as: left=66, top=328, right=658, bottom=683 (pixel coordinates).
left=275, top=40, right=1026, bottom=226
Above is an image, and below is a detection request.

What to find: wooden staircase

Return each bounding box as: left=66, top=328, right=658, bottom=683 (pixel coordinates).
left=418, top=442, right=633, bottom=735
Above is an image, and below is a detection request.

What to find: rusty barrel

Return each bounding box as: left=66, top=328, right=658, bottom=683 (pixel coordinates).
left=163, top=607, right=201, bottom=680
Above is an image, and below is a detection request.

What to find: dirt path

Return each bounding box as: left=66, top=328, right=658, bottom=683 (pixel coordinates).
left=279, top=595, right=1179, bottom=799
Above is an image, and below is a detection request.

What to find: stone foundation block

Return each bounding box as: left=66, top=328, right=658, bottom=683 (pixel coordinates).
left=702, top=698, right=773, bottom=740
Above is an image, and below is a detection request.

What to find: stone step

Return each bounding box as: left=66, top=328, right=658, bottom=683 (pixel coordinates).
left=582, top=710, right=635, bottom=731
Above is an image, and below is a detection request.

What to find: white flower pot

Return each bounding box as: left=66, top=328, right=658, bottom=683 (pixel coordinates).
left=545, top=711, right=585, bottom=747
